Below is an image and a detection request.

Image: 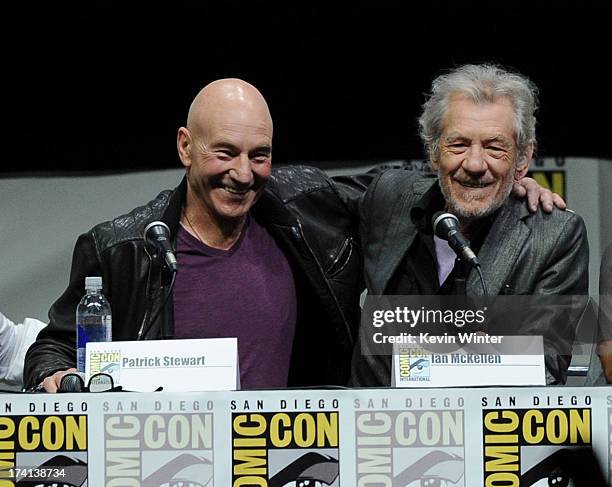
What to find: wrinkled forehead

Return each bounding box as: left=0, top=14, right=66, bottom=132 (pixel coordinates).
left=193, top=98, right=273, bottom=141
left=200, top=120, right=273, bottom=154
left=442, top=94, right=516, bottom=139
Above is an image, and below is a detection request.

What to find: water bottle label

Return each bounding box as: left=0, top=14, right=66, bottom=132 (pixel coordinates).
left=77, top=348, right=86, bottom=373
left=77, top=320, right=112, bottom=348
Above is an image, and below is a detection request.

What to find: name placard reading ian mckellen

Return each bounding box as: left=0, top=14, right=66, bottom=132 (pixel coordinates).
left=392, top=335, right=545, bottom=387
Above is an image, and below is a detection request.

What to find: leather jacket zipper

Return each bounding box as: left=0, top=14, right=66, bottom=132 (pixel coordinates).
left=327, top=236, right=352, bottom=276
left=295, top=221, right=354, bottom=345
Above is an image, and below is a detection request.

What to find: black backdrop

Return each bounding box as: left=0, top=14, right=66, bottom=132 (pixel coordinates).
left=3, top=2, right=611, bottom=174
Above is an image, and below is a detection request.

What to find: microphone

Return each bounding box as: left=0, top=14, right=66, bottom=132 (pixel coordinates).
left=59, top=372, right=86, bottom=392
left=432, top=212, right=480, bottom=268
left=144, top=221, right=178, bottom=272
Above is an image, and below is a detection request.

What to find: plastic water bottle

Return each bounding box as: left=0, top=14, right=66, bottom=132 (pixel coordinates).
left=76, top=276, right=112, bottom=373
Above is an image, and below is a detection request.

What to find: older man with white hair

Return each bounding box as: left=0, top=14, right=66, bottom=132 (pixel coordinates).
left=351, top=64, right=589, bottom=386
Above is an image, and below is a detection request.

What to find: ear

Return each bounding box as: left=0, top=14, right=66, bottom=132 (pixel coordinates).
left=177, top=127, right=192, bottom=169
left=514, top=141, right=533, bottom=181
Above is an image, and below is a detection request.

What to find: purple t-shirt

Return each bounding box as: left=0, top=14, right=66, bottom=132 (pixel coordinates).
left=172, top=216, right=297, bottom=389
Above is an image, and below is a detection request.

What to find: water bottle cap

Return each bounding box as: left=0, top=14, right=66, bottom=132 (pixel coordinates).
left=85, top=276, right=102, bottom=290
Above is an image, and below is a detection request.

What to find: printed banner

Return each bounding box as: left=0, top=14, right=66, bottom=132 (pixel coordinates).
left=0, top=387, right=609, bottom=486
left=0, top=397, right=89, bottom=487
left=231, top=393, right=341, bottom=486
left=102, top=396, right=215, bottom=486
left=354, top=390, right=466, bottom=486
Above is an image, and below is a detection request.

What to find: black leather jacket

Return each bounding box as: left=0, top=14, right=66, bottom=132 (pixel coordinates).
left=24, top=166, right=366, bottom=389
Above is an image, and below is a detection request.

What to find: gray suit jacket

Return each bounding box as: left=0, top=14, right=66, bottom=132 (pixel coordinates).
left=600, top=243, right=612, bottom=340
left=352, top=169, right=589, bottom=386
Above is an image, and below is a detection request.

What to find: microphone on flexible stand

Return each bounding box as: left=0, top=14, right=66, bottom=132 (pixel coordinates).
left=432, top=211, right=488, bottom=295
left=140, top=221, right=178, bottom=340
left=144, top=221, right=178, bottom=273
left=432, top=212, right=479, bottom=268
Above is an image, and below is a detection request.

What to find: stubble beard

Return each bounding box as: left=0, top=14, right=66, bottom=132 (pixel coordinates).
left=438, top=169, right=514, bottom=221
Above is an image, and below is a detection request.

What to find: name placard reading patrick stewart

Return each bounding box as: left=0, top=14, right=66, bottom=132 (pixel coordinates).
left=86, top=337, right=238, bottom=392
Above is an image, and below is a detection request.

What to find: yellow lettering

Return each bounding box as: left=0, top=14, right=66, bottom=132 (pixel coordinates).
left=233, top=437, right=266, bottom=448
left=0, top=418, right=14, bottom=450
left=233, top=414, right=266, bottom=437
left=270, top=414, right=291, bottom=448
left=569, top=409, right=590, bottom=443
left=18, top=417, right=39, bottom=450
left=233, top=477, right=267, bottom=487
left=293, top=414, right=316, bottom=447
left=484, top=445, right=519, bottom=472
left=65, top=416, right=87, bottom=450
left=317, top=413, right=338, bottom=448
left=42, top=416, right=64, bottom=450
left=523, top=410, right=545, bottom=443
left=485, top=471, right=519, bottom=487
left=546, top=410, right=567, bottom=444
left=484, top=411, right=519, bottom=433
left=233, top=450, right=267, bottom=476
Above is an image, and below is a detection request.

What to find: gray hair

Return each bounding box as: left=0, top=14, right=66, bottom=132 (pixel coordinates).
left=418, top=64, right=538, bottom=164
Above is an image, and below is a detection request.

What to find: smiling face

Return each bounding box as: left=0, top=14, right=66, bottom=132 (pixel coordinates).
left=178, top=80, right=273, bottom=225
left=432, top=94, right=531, bottom=220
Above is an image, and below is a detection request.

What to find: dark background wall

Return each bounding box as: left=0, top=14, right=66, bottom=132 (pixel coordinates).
left=2, top=2, right=611, bottom=174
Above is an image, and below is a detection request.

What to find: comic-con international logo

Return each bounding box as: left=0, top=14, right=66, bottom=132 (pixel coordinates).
left=89, top=351, right=121, bottom=381
left=0, top=414, right=88, bottom=486
left=355, top=409, right=464, bottom=486
left=483, top=408, right=591, bottom=486
left=232, top=411, right=339, bottom=486
left=104, top=413, right=213, bottom=487
left=398, top=348, right=431, bottom=382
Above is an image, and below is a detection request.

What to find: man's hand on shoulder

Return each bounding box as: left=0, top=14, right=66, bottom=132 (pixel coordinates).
left=40, top=368, right=77, bottom=393
left=512, top=177, right=567, bottom=213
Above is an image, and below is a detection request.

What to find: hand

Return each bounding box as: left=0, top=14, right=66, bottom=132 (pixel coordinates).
left=597, top=340, right=612, bottom=384
left=40, top=368, right=77, bottom=393
left=512, top=177, right=567, bottom=213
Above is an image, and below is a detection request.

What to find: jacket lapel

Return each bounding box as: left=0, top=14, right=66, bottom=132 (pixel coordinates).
left=372, top=179, right=432, bottom=294
left=467, top=198, right=531, bottom=295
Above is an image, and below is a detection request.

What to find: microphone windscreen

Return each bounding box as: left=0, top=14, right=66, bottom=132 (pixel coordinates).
left=59, top=373, right=85, bottom=392
left=144, top=221, right=171, bottom=241
left=432, top=212, right=459, bottom=239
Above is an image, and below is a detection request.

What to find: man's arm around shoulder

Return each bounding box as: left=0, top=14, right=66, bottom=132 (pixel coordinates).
left=531, top=208, right=589, bottom=295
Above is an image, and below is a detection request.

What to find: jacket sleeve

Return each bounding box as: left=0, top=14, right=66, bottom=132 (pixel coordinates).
left=331, top=161, right=436, bottom=217
left=533, top=212, right=589, bottom=384
left=533, top=212, right=589, bottom=295
left=23, top=231, right=103, bottom=389
left=599, top=243, right=612, bottom=340
left=598, top=244, right=612, bottom=381
left=0, top=313, right=46, bottom=389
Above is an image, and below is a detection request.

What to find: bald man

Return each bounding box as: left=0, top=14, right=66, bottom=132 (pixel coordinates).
left=24, top=79, right=364, bottom=391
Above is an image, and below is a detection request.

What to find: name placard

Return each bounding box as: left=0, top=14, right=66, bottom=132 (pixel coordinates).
left=86, top=338, right=239, bottom=392
left=392, top=335, right=545, bottom=387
